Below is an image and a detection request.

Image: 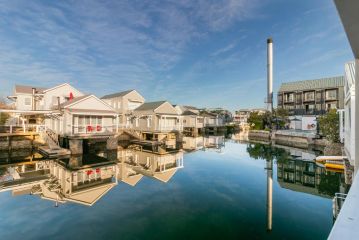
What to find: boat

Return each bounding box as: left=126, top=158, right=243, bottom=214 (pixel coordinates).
left=315, top=156, right=346, bottom=171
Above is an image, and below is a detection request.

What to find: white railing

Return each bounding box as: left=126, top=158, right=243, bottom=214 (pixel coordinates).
left=72, top=125, right=116, bottom=135
left=0, top=124, right=46, bottom=134
left=118, top=123, right=132, bottom=129
left=157, top=125, right=183, bottom=131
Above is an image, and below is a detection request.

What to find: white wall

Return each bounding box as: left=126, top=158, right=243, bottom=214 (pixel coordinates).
left=301, top=116, right=317, bottom=131
left=15, top=94, right=33, bottom=110
left=43, top=84, right=84, bottom=110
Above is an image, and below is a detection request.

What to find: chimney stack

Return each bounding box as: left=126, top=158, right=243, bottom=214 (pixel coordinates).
left=57, top=97, right=61, bottom=110
left=267, top=38, right=273, bottom=113
left=32, top=88, right=36, bottom=111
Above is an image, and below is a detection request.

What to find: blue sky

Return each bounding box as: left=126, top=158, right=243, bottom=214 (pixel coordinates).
left=0, top=0, right=353, bottom=111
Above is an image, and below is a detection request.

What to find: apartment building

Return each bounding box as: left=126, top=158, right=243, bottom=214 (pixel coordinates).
left=277, top=76, right=345, bottom=116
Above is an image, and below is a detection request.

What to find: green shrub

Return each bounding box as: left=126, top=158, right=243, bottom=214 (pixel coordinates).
left=318, top=109, right=340, bottom=143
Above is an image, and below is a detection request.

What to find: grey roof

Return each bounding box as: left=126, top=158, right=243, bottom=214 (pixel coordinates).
left=182, top=110, right=199, bottom=116
left=60, top=95, right=90, bottom=108
left=15, top=85, right=47, bottom=94
left=134, top=101, right=166, bottom=111
left=278, top=76, right=344, bottom=92
left=200, top=111, right=217, bottom=117
left=101, top=90, right=134, bottom=99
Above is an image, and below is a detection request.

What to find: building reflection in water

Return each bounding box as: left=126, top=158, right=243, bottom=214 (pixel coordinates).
left=0, top=146, right=185, bottom=207
left=277, top=158, right=347, bottom=198
left=118, top=148, right=184, bottom=184
left=246, top=143, right=348, bottom=232
left=182, top=135, right=225, bottom=152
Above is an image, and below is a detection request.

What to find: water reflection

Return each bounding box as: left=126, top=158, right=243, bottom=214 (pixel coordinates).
left=182, top=135, right=225, bottom=152
left=0, top=136, right=348, bottom=238
left=118, top=149, right=184, bottom=184
left=0, top=148, right=184, bottom=207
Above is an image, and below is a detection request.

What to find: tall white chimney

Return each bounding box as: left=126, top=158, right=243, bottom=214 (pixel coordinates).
left=267, top=38, right=273, bottom=112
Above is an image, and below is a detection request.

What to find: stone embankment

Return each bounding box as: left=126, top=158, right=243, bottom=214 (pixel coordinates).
left=247, top=129, right=336, bottom=150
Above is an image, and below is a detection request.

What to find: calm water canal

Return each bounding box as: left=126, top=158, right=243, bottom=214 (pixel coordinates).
left=0, top=138, right=347, bottom=240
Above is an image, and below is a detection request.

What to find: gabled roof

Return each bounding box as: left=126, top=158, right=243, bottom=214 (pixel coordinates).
left=59, top=95, right=90, bottom=108
left=278, top=76, right=345, bottom=92
left=101, top=90, right=135, bottom=99
left=153, top=169, right=178, bottom=183
left=64, top=183, right=116, bottom=206
left=182, top=109, right=200, bottom=116
left=200, top=111, right=217, bottom=117
left=15, top=85, right=47, bottom=94
left=42, top=83, right=80, bottom=93
left=122, top=174, right=143, bottom=186
left=134, top=101, right=167, bottom=111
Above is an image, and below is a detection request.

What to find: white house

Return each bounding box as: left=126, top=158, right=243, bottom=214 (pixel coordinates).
left=340, top=61, right=356, bottom=167
left=175, top=105, right=204, bottom=134
left=132, top=101, right=182, bottom=133
left=52, top=94, right=118, bottom=136
left=200, top=111, right=224, bottom=127
left=101, top=90, right=145, bottom=128
left=7, top=83, right=84, bottom=111
left=5, top=83, right=118, bottom=137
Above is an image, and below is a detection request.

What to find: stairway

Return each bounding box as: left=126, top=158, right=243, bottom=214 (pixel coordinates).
left=121, top=129, right=142, bottom=140
left=39, top=127, right=60, bottom=149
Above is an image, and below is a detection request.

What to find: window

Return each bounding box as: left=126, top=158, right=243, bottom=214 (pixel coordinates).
left=326, top=90, right=337, bottom=100
left=285, top=93, right=294, bottom=102
left=128, top=101, right=142, bottom=110
left=25, top=97, right=31, bottom=105
left=304, top=91, right=315, bottom=101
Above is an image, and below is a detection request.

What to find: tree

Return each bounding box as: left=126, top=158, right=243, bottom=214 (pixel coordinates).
left=0, top=97, right=10, bottom=125
left=273, top=108, right=289, bottom=129
left=248, top=111, right=265, bottom=130
left=318, top=109, right=340, bottom=143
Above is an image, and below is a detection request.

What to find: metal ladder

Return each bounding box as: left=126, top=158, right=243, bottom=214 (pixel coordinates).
left=333, top=193, right=348, bottom=219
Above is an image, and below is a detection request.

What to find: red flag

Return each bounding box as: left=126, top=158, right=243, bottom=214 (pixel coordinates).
left=69, top=92, right=74, bottom=100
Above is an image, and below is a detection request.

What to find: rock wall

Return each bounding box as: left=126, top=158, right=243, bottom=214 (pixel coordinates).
left=248, top=130, right=271, bottom=142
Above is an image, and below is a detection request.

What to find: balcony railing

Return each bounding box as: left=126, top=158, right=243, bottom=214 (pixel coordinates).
left=72, top=125, right=116, bottom=135
left=156, top=125, right=183, bottom=131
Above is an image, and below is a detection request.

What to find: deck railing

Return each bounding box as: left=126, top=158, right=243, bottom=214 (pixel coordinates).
left=0, top=124, right=46, bottom=134
left=72, top=125, right=116, bottom=135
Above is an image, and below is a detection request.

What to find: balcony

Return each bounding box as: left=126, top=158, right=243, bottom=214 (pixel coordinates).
left=303, top=97, right=315, bottom=102
left=156, top=125, right=183, bottom=132
left=72, top=125, right=116, bottom=135
left=325, top=96, right=338, bottom=101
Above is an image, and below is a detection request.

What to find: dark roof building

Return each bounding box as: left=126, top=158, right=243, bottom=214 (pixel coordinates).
left=277, top=76, right=345, bottom=116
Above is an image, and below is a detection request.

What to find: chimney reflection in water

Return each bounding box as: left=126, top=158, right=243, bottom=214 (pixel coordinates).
left=266, top=159, right=273, bottom=231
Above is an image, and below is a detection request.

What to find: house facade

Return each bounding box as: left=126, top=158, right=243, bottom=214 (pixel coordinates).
left=175, top=105, right=204, bottom=135
left=6, top=83, right=119, bottom=137
left=52, top=95, right=118, bottom=136
left=101, top=90, right=145, bottom=128
left=131, top=101, right=182, bottom=137
left=277, top=76, right=345, bottom=116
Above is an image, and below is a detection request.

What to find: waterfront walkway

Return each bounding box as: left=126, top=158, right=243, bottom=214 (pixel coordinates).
left=329, top=173, right=359, bottom=239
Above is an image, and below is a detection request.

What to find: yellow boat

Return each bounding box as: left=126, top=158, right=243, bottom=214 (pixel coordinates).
left=324, top=163, right=345, bottom=170
left=315, top=156, right=346, bottom=171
